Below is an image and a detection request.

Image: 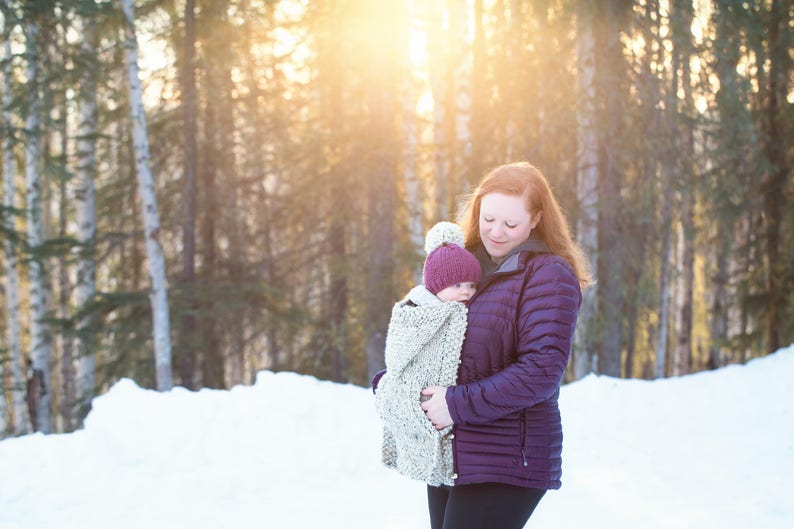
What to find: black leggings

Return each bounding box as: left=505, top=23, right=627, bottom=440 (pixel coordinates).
left=427, top=482, right=546, bottom=529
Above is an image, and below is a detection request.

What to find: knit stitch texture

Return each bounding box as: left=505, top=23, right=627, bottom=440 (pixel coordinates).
left=375, top=285, right=467, bottom=486
left=422, top=221, right=480, bottom=295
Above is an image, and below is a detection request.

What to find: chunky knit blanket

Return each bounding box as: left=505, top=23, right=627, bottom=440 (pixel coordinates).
left=375, top=285, right=468, bottom=486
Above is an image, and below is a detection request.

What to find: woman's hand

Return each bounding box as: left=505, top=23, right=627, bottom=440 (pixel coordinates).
left=420, top=386, right=453, bottom=430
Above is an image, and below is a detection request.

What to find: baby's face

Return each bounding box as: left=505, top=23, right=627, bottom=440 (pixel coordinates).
left=436, top=282, right=477, bottom=303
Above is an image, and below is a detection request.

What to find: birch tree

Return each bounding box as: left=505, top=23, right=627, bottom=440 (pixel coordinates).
left=2, top=26, right=30, bottom=435
left=74, top=6, right=99, bottom=419
left=23, top=6, right=53, bottom=433
left=119, top=0, right=173, bottom=391
left=53, top=17, right=75, bottom=431
left=0, top=31, right=12, bottom=437
left=0, top=342, right=6, bottom=435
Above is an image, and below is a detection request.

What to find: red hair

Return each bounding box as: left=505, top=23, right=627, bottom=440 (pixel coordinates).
left=457, top=162, right=592, bottom=288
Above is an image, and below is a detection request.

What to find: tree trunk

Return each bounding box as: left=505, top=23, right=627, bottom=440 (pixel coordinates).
left=468, top=0, right=486, bottom=186
left=655, top=0, right=686, bottom=379
left=74, top=9, right=99, bottom=421
left=202, top=3, right=245, bottom=388
left=710, top=1, right=750, bottom=369
left=198, top=40, right=223, bottom=388
left=761, top=0, right=789, bottom=354
left=402, top=93, right=423, bottom=283
left=428, top=1, right=450, bottom=220
left=120, top=0, right=173, bottom=391
left=504, top=0, right=522, bottom=162
left=364, top=3, right=398, bottom=382
left=326, top=166, right=350, bottom=380
left=625, top=6, right=659, bottom=378
left=572, top=2, right=598, bottom=380
left=24, top=14, right=53, bottom=433
left=197, top=136, right=222, bottom=386
left=56, top=78, right=75, bottom=433
left=673, top=203, right=694, bottom=375
left=319, top=2, right=351, bottom=380
left=216, top=68, right=245, bottom=387
left=655, top=99, right=677, bottom=379
left=2, top=35, right=30, bottom=436
left=623, top=224, right=649, bottom=378
left=654, top=174, right=673, bottom=378
left=0, top=342, right=6, bottom=436
left=450, top=0, right=472, bottom=193
left=595, top=0, right=625, bottom=377
left=241, top=0, right=280, bottom=376
left=671, top=0, right=695, bottom=376
left=177, top=0, right=198, bottom=390
left=427, top=0, right=471, bottom=217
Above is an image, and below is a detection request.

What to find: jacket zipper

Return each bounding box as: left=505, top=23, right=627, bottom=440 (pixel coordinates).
left=470, top=253, right=531, bottom=468
left=464, top=249, right=537, bottom=475
left=519, top=409, right=528, bottom=467
left=452, top=427, right=460, bottom=480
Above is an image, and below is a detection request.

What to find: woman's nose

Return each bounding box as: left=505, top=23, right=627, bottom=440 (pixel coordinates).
left=488, top=224, right=503, bottom=238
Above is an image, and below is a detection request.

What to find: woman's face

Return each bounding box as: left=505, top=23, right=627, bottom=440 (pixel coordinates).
left=479, top=192, right=541, bottom=264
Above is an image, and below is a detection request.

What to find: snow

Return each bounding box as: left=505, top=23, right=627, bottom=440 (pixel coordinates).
left=1, top=345, right=793, bottom=529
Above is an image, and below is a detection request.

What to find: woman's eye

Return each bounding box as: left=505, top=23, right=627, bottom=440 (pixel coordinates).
left=506, top=223, right=517, bottom=229
left=483, top=217, right=494, bottom=223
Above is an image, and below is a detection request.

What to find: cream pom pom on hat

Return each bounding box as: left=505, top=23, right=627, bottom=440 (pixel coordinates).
left=422, top=222, right=482, bottom=295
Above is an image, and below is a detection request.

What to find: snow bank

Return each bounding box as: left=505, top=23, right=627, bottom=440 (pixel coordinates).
left=1, top=346, right=792, bottom=529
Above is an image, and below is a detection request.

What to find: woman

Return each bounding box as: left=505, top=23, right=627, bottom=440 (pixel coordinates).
left=420, top=162, right=591, bottom=529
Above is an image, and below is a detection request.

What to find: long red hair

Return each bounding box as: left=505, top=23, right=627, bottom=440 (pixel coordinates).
left=457, top=162, right=592, bottom=288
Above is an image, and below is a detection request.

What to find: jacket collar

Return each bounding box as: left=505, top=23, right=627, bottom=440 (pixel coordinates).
left=475, top=233, right=550, bottom=277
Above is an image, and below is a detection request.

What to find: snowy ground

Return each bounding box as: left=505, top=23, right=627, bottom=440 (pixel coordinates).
left=1, top=345, right=792, bottom=529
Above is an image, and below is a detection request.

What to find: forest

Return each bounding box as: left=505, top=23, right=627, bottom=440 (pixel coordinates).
left=0, top=0, right=791, bottom=437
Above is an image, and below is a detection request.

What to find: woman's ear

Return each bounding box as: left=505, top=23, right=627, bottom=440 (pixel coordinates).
left=530, top=210, right=543, bottom=229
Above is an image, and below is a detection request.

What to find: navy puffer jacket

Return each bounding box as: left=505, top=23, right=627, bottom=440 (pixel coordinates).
left=446, top=240, right=581, bottom=490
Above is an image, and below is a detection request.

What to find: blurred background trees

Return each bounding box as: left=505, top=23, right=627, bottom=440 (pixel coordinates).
left=0, top=0, right=791, bottom=436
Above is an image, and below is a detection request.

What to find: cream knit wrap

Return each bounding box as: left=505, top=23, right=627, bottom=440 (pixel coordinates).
left=375, top=284, right=468, bottom=486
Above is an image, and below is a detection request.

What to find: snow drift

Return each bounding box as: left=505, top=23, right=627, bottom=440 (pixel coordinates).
left=1, top=345, right=792, bottom=529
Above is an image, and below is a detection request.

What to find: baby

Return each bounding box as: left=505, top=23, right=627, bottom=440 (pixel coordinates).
left=374, top=222, right=481, bottom=486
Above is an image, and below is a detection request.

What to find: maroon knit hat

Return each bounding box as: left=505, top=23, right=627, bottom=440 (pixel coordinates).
left=422, top=222, right=482, bottom=295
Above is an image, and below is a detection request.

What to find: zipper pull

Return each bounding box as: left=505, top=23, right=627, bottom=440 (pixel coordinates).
left=521, top=448, right=528, bottom=467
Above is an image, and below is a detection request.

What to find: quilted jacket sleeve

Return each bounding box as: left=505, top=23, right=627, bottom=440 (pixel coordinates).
left=446, top=258, right=581, bottom=426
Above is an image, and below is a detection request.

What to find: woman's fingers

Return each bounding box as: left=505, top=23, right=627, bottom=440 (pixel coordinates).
left=419, top=386, right=453, bottom=430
